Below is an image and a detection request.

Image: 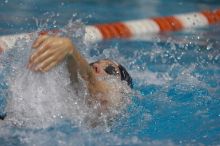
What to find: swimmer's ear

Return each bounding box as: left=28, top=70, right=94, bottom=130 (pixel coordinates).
left=32, top=35, right=49, bottom=48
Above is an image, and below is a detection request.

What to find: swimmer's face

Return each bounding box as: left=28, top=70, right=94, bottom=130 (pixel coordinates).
left=90, top=59, right=121, bottom=78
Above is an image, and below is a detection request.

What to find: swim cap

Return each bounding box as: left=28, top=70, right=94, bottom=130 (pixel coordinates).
left=118, top=64, right=133, bottom=88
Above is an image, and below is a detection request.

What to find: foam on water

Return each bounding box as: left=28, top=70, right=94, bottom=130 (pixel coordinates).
left=0, top=122, right=180, bottom=146
left=0, top=25, right=89, bottom=128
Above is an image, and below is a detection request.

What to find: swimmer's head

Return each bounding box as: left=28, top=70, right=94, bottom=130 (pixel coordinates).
left=89, top=59, right=133, bottom=88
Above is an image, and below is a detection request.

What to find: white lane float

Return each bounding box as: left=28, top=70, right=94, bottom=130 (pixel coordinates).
left=0, top=9, right=220, bottom=53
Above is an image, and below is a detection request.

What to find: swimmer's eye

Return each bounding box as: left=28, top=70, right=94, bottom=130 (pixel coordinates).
left=104, top=65, right=120, bottom=76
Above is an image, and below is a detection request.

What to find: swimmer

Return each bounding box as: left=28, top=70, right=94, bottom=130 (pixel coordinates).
left=27, top=34, right=133, bottom=114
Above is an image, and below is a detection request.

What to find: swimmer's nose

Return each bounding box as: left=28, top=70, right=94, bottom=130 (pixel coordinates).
left=91, top=63, right=102, bottom=74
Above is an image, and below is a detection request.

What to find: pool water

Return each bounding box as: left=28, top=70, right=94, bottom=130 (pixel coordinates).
left=0, top=0, right=220, bottom=146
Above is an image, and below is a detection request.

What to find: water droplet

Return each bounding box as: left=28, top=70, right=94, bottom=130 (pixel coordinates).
left=131, top=136, right=138, bottom=143
left=72, top=13, right=77, bottom=17
left=206, top=43, right=212, bottom=50
left=208, top=54, right=213, bottom=60
left=18, top=97, right=23, bottom=101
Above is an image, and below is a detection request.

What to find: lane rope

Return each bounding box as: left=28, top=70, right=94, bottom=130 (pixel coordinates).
left=0, top=9, right=220, bottom=52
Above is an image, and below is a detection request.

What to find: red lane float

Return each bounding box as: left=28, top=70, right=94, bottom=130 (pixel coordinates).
left=0, top=9, right=220, bottom=53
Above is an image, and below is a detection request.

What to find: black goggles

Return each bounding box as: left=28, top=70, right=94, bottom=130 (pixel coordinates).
left=104, top=64, right=120, bottom=77
left=89, top=62, right=120, bottom=77
left=90, top=62, right=133, bottom=88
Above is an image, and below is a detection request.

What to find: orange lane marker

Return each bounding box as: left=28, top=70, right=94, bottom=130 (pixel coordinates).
left=95, top=22, right=131, bottom=40
left=0, top=8, right=220, bottom=52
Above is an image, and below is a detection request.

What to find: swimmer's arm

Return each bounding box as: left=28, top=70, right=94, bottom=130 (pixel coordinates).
left=66, top=54, right=79, bottom=83
left=28, top=34, right=95, bottom=83
left=67, top=44, right=97, bottom=85
left=29, top=35, right=107, bottom=100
